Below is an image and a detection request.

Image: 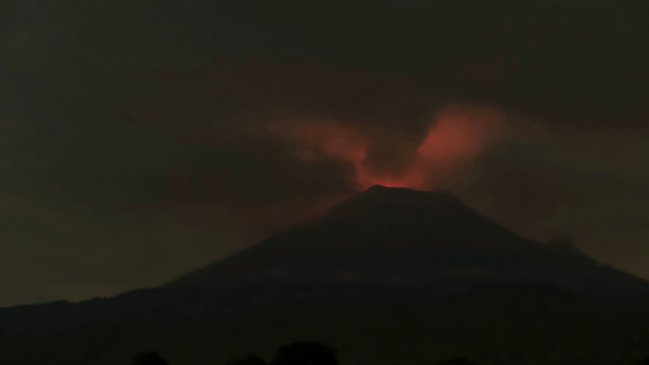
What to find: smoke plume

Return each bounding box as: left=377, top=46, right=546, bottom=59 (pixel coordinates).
left=272, top=105, right=508, bottom=191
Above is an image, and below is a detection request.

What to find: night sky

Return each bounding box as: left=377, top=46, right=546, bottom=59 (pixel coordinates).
left=2, top=0, right=649, bottom=307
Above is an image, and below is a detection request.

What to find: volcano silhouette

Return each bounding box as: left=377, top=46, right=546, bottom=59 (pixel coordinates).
left=1, top=186, right=649, bottom=365
left=169, top=185, right=647, bottom=296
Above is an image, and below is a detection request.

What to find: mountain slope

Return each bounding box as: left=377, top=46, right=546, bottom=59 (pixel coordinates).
left=1, top=186, right=649, bottom=365
left=170, top=186, right=648, bottom=296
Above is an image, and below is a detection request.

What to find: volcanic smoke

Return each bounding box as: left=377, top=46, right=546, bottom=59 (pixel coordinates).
left=273, top=106, right=507, bottom=191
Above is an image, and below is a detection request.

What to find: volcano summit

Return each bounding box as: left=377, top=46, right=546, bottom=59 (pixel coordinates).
left=171, top=186, right=648, bottom=296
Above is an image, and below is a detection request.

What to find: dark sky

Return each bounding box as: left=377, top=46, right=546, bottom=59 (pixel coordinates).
left=2, top=0, right=649, bottom=306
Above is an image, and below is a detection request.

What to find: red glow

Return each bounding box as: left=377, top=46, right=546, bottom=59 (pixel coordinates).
left=272, top=106, right=506, bottom=191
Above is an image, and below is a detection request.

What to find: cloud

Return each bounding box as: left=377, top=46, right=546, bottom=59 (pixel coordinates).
left=270, top=105, right=509, bottom=190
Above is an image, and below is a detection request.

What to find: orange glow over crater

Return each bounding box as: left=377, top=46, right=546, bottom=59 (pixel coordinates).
left=273, top=106, right=506, bottom=191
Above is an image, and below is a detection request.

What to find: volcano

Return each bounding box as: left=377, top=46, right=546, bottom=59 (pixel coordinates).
left=170, top=185, right=647, bottom=296
left=1, top=187, right=649, bottom=365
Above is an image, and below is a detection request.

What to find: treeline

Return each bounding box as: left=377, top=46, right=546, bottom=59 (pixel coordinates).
left=131, top=342, right=649, bottom=365
left=131, top=342, right=478, bottom=365
left=131, top=342, right=340, bottom=365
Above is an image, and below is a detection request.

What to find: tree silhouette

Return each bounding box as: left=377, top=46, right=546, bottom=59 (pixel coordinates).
left=228, top=353, right=266, bottom=365
left=270, top=342, right=337, bottom=365
left=436, top=357, right=479, bottom=365
left=131, top=351, right=169, bottom=365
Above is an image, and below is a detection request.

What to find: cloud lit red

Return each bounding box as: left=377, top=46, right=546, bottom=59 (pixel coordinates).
left=273, top=106, right=508, bottom=191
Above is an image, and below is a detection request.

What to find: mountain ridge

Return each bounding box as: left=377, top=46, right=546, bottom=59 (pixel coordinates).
left=167, top=186, right=649, bottom=297
left=2, top=186, right=649, bottom=365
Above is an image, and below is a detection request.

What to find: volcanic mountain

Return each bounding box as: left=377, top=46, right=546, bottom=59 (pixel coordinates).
left=169, top=185, right=647, bottom=296
left=1, top=186, right=649, bottom=365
